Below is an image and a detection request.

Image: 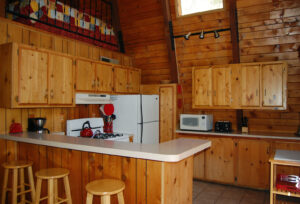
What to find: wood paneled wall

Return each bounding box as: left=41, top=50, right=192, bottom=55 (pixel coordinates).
left=0, top=18, right=133, bottom=134
left=118, top=0, right=300, bottom=133
left=237, top=0, right=300, bottom=133
left=117, top=0, right=172, bottom=84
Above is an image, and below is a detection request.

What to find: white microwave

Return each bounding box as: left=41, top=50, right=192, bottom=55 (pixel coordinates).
left=180, top=114, right=213, bottom=131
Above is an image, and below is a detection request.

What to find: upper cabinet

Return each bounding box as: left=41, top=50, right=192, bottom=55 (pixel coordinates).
left=192, top=61, right=287, bottom=110
left=212, top=66, right=231, bottom=106
left=262, top=63, right=286, bottom=107
left=0, top=43, right=75, bottom=108
left=114, top=66, right=141, bottom=94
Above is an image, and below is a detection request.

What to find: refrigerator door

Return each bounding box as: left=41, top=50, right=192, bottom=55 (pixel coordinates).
left=112, top=95, right=138, bottom=135
left=137, top=95, right=159, bottom=123
left=137, top=122, right=159, bottom=144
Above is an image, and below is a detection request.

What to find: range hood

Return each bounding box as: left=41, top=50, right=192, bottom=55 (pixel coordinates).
left=75, top=93, right=112, bottom=104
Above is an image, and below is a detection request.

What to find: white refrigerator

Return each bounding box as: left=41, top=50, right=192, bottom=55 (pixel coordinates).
left=112, top=95, right=159, bottom=144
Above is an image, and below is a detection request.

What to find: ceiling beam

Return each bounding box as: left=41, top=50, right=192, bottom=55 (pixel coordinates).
left=161, top=0, right=179, bottom=83
left=229, top=0, right=240, bottom=63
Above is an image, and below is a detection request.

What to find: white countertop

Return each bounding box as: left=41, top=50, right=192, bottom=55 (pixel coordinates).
left=0, top=133, right=211, bottom=162
left=176, top=130, right=300, bottom=141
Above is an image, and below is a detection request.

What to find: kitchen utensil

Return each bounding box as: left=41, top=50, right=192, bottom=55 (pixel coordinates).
left=100, top=104, right=114, bottom=116
left=80, top=121, right=93, bottom=137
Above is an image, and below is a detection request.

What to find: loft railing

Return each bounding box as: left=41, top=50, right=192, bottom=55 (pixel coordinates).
left=5, top=0, right=118, bottom=50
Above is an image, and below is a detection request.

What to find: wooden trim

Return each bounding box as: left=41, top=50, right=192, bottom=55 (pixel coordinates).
left=161, top=0, right=179, bottom=83
left=229, top=0, right=240, bottom=63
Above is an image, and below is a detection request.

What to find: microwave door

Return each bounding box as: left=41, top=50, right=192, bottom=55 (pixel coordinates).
left=181, top=117, right=199, bottom=130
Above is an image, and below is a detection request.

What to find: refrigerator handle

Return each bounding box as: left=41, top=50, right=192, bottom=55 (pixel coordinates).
left=140, top=94, right=143, bottom=143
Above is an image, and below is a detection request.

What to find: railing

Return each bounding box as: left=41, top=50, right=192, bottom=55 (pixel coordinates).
left=6, top=0, right=118, bottom=50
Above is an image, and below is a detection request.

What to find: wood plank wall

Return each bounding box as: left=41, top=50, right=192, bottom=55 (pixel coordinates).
left=117, top=0, right=172, bottom=83
left=118, top=0, right=300, bottom=133
left=237, top=0, right=300, bottom=133
left=0, top=18, right=133, bottom=134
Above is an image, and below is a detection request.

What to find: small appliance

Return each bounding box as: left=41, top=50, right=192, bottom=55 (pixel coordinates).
left=28, top=118, right=50, bottom=134
left=66, top=118, right=131, bottom=142
left=180, top=114, right=213, bottom=131
left=215, top=121, right=232, bottom=133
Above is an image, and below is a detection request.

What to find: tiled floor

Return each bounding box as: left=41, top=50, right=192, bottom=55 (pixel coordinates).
left=192, top=180, right=300, bottom=204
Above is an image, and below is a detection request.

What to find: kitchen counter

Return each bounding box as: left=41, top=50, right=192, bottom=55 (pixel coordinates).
left=176, top=129, right=300, bottom=141
left=0, top=132, right=211, bottom=162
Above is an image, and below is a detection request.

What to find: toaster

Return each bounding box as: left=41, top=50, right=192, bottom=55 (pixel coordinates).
left=215, top=121, right=232, bottom=133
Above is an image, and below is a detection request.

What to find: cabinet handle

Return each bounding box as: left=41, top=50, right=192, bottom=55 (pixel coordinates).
left=214, top=90, right=216, bottom=96
left=50, top=90, right=54, bottom=98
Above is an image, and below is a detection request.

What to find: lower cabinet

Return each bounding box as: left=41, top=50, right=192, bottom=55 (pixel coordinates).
left=236, top=139, right=270, bottom=189
left=205, top=138, right=235, bottom=183
left=179, top=134, right=300, bottom=190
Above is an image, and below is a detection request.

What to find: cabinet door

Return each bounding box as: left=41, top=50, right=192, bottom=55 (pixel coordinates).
left=262, top=64, right=284, bottom=107
left=237, top=139, right=270, bottom=189
left=205, top=138, right=235, bottom=183
left=49, top=54, right=73, bottom=105
left=114, top=67, right=128, bottom=93
left=159, top=86, right=174, bottom=142
left=128, top=69, right=140, bottom=93
left=75, top=59, right=95, bottom=92
left=19, top=48, right=48, bottom=104
left=212, top=67, right=231, bottom=106
left=193, top=68, right=212, bottom=106
left=95, top=63, right=113, bottom=93
left=241, top=64, right=260, bottom=107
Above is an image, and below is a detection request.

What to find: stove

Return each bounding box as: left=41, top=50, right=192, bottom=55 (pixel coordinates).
left=66, top=118, right=132, bottom=142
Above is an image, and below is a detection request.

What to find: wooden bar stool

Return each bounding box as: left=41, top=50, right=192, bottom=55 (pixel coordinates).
left=85, top=179, right=125, bottom=204
left=1, top=160, right=36, bottom=204
left=35, top=168, right=72, bottom=204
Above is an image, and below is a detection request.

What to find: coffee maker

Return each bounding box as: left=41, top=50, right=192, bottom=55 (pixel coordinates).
left=28, top=118, right=50, bottom=134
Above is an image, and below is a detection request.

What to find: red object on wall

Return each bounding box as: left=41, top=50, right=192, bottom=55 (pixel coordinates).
left=177, top=84, right=182, bottom=94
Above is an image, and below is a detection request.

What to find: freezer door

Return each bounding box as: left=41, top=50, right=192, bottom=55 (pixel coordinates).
left=137, top=95, right=159, bottom=123
left=137, top=122, right=159, bottom=144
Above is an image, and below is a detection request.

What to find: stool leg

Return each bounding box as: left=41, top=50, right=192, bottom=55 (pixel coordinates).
left=101, top=195, right=110, bottom=204
left=63, top=176, right=72, bottom=204
left=27, top=166, right=36, bottom=202
left=54, top=179, right=58, bottom=203
left=12, top=168, right=18, bottom=204
left=35, top=178, right=42, bottom=204
left=1, top=168, right=9, bottom=204
left=117, top=191, right=125, bottom=204
left=19, top=168, right=25, bottom=204
left=86, top=193, right=93, bottom=204
left=48, top=178, right=54, bottom=204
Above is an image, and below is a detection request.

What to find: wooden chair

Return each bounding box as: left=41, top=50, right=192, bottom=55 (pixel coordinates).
left=35, top=168, right=72, bottom=204
left=1, top=160, right=36, bottom=204
left=85, top=179, right=125, bottom=204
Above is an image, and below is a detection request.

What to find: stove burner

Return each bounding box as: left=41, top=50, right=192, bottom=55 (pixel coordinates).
left=92, top=131, right=124, bottom=139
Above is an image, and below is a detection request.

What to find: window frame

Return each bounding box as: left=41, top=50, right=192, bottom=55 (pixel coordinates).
left=175, top=0, right=225, bottom=18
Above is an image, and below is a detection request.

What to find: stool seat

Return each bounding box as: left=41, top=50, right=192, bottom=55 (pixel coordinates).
left=2, top=160, right=33, bottom=169
left=36, top=168, right=69, bottom=179
left=86, top=179, right=125, bottom=196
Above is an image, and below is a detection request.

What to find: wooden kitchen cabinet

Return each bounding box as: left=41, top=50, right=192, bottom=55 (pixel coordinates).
left=205, top=137, right=235, bottom=183
left=75, top=59, right=94, bottom=92
left=241, top=64, right=260, bottom=107
left=193, top=68, right=212, bottom=107
left=236, top=139, right=270, bottom=189
left=49, top=54, right=74, bottom=105
left=192, top=61, right=287, bottom=110
left=18, top=47, right=48, bottom=105
left=95, top=62, right=114, bottom=93
left=114, top=66, right=141, bottom=93
left=262, top=63, right=287, bottom=108
left=0, top=43, right=75, bottom=108
left=212, top=66, right=231, bottom=106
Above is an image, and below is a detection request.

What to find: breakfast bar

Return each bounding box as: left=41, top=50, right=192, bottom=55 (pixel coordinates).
left=0, top=133, right=211, bottom=204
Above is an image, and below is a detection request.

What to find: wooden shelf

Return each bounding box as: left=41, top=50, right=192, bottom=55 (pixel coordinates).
left=269, top=150, right=300, bottom=204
